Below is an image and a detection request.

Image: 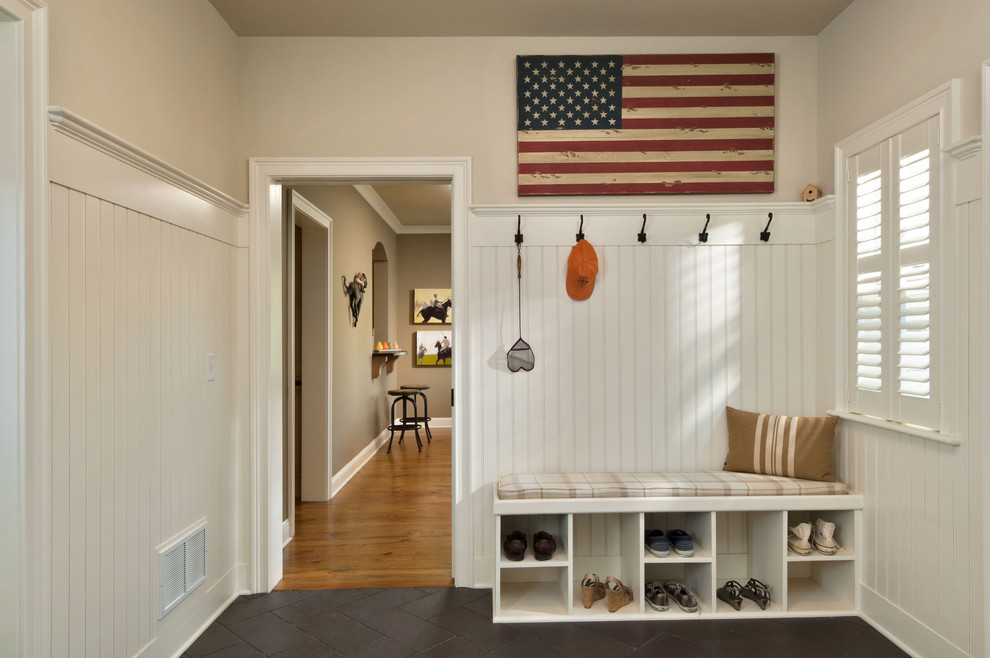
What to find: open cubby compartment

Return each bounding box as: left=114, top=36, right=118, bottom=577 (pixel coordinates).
left=785, top=509, right=856, bottom=560
left=786, top=559, right=857, bottom=614
left=494, top=514, right=572, bottom=620
left=643, top=561, right=713, bottom=616
left=497, top=513, right=570, bottom=566
left=497, top=566, right=571, bottom=619
left=714, top=511, right=786, bottom=614
left=570, top=512, right=643, bottom=617
left=643, top=511, right=714, bottom=561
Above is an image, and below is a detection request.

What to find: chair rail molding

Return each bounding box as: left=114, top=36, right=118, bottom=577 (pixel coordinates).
left=48, top=107, right=248, bottom=217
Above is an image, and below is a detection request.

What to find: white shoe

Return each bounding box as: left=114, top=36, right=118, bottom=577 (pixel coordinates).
left=787, top=522, right=812, bottom=555
left=812, top=518, right=839, bottom=555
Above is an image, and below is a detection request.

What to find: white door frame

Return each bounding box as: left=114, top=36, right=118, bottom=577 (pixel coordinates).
left=247, top=157, right=472, bottom=592
left=290, top=190, right=333, bottom=506
left=982, top=57, right=990, bottom=658
left=1, top=1, right=47, bottom=656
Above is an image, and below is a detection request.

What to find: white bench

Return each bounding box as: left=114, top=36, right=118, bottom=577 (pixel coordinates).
left=493, top=471, right=863, bottom=622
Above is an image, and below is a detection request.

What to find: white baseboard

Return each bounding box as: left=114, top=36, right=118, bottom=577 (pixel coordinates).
left=281, top=519, right=291, bottom=548
left=430, top=416, right=451, bottom=428
left=330, top=429, right=390, bottom=498
left=397, top=416, right=451, bottom=428
left=860, top=585, right=968, bottom=658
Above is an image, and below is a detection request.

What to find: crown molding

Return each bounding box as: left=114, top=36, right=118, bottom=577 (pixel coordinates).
left=353, top=184, right=402, bottom=233
left=47, top=106, right=248, bottom=216
left=354, top=184, right=451, bottom=234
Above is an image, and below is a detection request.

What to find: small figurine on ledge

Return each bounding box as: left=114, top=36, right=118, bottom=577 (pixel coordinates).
left=342, top=272, right=367, bottom=327
left=802, top=184, right=823, bottom=202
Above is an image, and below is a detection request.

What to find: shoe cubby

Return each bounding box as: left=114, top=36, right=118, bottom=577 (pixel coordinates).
left=643, top=561, right=712, bottom=615
left=493, top=499, right=861, bottom=623
left=643, top=511, right=714, bottom=562
left=498, top=513, right=569, bottom=566
left=785, top=510, right=855, bottom=561
left=786, top=559, right=857, bottom=613
left=784, top=508, right=858, bottom=613
left=494, top=514, right=571, bottom=619
left=570, top=512, right=642, bottom=618
left=713, top=511, right=786, bottom=614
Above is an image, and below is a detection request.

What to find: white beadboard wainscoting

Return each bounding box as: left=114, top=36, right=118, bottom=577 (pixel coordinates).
left=45, top=112, right=249, bottom=658
left=466, top=202, right=835, bottom=582
left=466, top=187, right=984, bottom=657
left=830, top=160, right=984, bottom=656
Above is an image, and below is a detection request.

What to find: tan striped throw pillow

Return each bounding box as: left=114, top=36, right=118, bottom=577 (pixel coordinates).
left=723, top=407, right=838, bottom=482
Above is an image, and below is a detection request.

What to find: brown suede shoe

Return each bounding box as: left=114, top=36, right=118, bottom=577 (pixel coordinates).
left=581, top=573, right=605, bottom=608
left=533, top=530, right=557, bottom=561
left=605, top=576, right=633, bottom=612
left=503, top=531, right=526, bottom=561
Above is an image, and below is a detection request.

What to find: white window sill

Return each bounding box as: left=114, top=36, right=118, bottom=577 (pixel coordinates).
left=826, top=410, right=960, bottom=447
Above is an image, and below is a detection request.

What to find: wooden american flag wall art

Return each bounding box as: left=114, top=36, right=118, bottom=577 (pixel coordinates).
left=516, top=53, right=776, bottom=196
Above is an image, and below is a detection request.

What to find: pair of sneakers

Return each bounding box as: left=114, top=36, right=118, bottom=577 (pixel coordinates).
left=788, top=519, right=839, bottom=556
left=644, top=529, right=694, bottom=557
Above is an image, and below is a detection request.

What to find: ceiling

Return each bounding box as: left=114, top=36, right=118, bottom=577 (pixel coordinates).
left=216, top=1, right=856, bottom=229
left=356, top=184, right=452, bottom=233
left=208, top=0, right=855, bottom=37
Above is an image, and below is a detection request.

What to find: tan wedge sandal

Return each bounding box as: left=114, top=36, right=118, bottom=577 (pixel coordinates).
left=605, top=576, right=633, bottom=612
left=581, top=573, right=606, bottom=608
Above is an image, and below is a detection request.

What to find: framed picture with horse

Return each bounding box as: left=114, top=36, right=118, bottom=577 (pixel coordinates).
left=415, top=330, right=452, bottom=367
left=413, top=288, right=452, bottom=324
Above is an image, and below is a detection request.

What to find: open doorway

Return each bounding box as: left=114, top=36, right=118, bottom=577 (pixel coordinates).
left=264, top=170, right=464, bottom=589
left=249, top=157, right=471, bottom=593
left=282, top=191, right=332, bottom=548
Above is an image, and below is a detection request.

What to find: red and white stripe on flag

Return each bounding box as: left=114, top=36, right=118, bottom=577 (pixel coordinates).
left=516, top=53, right=775, bottom=196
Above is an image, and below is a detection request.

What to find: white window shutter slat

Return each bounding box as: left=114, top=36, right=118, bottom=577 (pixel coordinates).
left=845, top=113, right=940, bottom=430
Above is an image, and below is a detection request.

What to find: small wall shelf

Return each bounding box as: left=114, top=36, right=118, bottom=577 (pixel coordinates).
left=372, top=350, right=407, bottom=379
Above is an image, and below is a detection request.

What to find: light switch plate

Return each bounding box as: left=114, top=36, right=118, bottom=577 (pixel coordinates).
left=206, top=353, right=216, bottom=382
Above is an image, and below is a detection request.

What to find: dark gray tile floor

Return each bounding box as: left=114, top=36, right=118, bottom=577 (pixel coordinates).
left=184, top=587, right=909, bottom=657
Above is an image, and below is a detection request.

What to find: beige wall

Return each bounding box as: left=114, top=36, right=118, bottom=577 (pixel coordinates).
left=239, top=36, right=819, bottom=204
left=817, top=0, right=990, bottom=192
left=47, top=0, right=242, bottom=198
left=292, top=186, right=399, bottom=473
left=396, top=233, right=453, bottom=418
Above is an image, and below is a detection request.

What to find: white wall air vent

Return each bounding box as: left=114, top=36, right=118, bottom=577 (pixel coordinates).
left=158, top=521, right=207, bottom=619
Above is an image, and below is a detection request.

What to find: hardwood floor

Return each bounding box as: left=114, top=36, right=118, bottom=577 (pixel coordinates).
left=276, top=428, right=453, bottom=590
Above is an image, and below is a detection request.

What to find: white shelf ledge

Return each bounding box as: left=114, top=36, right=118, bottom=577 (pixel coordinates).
left=826, top=410, right=960, bottom=446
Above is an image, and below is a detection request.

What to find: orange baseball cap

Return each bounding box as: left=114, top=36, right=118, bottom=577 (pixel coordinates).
left=566, top=239, right=599, bottom=301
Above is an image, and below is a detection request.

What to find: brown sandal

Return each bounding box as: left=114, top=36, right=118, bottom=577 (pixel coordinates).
left=605, top=576, right=633, bottom=612
left=581, top=573, right=605, bottom=608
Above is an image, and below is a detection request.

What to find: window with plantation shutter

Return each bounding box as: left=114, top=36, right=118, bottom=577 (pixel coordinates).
left=843, top=114, right=941, bottom=430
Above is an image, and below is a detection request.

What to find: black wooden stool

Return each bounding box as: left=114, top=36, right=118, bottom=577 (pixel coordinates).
left=386, top=389, right=422, bottom=453
left=399, top=384, right=432, bottom=441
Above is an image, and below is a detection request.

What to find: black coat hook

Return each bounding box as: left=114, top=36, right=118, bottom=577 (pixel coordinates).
left=576, top=215, right=585, bottom=242
left=699, top=213, right=711, bottom=243
left=637, top=214, right=648, bottom=243
left=514, top=215, right=524, bottom=245
left=760, top=212, right=773, bottom=242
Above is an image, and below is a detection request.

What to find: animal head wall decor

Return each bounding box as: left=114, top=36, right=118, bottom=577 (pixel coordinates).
left=342, top=273, right=367, bottom=327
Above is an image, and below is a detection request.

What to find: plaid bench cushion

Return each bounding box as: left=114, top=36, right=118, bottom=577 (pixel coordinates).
left=497, top=471, right=849, bottom=500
